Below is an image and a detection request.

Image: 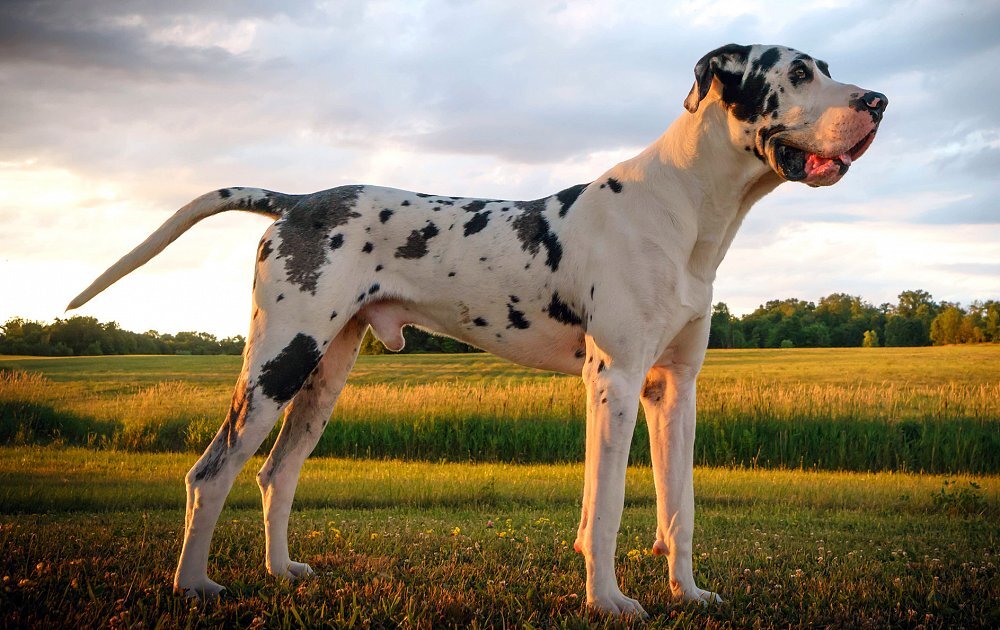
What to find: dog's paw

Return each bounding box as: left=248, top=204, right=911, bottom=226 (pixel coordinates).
left=174, top=577, right=227, bottom=600
left=270, top=560, right=315, bottom=581
left=589, top=587, right=649, bottom=618
left=671, top=581, right=723, bottom=605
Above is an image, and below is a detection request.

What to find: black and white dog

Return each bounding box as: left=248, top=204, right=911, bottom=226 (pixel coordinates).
left=69, top=44, right=886, bottom=616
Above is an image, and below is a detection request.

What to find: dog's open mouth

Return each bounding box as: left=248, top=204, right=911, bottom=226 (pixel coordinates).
left=774, top=129, right=877, bottom=186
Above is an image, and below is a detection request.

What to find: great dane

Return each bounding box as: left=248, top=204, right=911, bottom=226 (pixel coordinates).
left=68, top=44, right=886, bottom=616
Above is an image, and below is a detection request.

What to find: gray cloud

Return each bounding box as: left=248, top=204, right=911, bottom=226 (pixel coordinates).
left=917, top=197, right=1000, bottom=225
left=1, top=0, right=997, bottom=331
left=939, top=263, right=1000, bottom=277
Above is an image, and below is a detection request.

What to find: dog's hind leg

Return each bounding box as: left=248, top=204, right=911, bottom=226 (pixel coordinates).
left=173, top=305, right=338, bottom=598
left=256, top=316, right=365, bottom=580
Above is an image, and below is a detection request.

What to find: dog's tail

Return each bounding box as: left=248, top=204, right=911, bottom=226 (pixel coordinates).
left=66, top=187, right=297, bottom=311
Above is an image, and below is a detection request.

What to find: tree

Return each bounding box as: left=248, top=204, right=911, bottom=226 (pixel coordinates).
left=886, top=290, right=939, bottom=346
left=708, top=302, right=737, bottom=348
left=862, top=330, right=880, bottom=347
left=982, top=301, right=1000, bottom=342
left=49, top=317, right=105, bottom=356
left=930, top=306, right=963, bottom=345
left=219, top=336, right=246, bottom=355
left=360, top=329, right=386, bottom=355
left=815, top=293, right=880, bottom=346
left=742, top=298, right=824, bottom=348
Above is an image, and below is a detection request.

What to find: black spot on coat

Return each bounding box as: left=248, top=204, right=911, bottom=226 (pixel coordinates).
left=258, top=239, right=273, bottom=263
left=506, top=303, right=530, bottom=330
left=463, top=211, right=491, bottom=236
left=512, top=198, right=562, bottom=272
left=462, top=200, right=487, bottom=213
left=555, top=183, right=587, bottom=217
left=258, top=334, right=321, bottom=403
left=379, top=208, right=394, bottom=223
left=752, top=47, right=781, bottom=74
left=605, top=178, right=623, bottom=193
left=362, top=242, right=374, bottom=253
left=545, top=292, right=583, bottom=326
left=218, top=188, right=232, bottom=199
left=764, top=92, right=779, bottom=117
left=275, top=186, right=362, bottom=294
left=329, top=233, right=344, bottom=250
left=395, top=221, right=440, bottom=259
left=724, top=66, right=773, bottom=123
left=193, top=387, right=254, bottom=481
left=473, top=317, right=488, bottom=327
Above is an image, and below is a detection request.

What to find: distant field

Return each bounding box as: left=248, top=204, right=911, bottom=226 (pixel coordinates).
left=1, top=346, right=998, bottom=472
left=0, top=447, right=996, bottom=627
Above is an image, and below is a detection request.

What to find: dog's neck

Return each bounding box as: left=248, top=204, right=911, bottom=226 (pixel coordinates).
left=621, top=97, right=784, bottom=281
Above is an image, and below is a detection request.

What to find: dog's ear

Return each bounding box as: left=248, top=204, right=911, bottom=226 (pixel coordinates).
left=684, top=44, right=751, bottom=113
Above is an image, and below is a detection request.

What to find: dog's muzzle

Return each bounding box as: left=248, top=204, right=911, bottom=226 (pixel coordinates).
left=772, top=91, right=887, bottom=187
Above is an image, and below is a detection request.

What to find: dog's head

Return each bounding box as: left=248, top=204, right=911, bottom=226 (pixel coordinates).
left=684, top=44, right=886, bottom=187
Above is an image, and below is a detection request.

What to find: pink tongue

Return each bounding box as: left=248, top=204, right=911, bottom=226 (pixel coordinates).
left=805, top=152, right=852, bottom=177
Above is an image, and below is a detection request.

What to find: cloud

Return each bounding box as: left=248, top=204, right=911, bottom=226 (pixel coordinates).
left=1, top=0, right=997, bottom=334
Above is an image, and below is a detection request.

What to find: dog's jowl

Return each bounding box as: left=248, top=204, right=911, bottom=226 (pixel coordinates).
left=68, top=44, right=886, bottom=617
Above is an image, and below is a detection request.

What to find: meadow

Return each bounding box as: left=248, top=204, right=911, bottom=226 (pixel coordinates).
left=1, top=346, right=998, bottom=473
left=1, top=346, right=998, bottom=626
left=1, top=448, right=997, bottom=627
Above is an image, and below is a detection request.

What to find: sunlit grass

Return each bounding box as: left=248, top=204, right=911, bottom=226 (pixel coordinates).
left=2, top=346, right=998, bottom=472
left=0, top=447, right=996, bottom=627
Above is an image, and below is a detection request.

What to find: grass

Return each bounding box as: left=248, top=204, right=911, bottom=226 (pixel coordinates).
left=2, top=346, right=998, bottom=472
left=1, top=447, right=997, bottom=628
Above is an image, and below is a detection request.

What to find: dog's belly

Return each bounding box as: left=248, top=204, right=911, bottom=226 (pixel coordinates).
left=361, top=298, right=586, bottom=375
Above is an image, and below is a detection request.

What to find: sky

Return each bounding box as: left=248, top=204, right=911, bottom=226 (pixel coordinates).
left=1, top=0, right=998, bottom=337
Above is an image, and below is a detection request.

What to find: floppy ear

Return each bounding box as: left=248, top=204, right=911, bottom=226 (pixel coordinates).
left=683, top=43, right=751, bottom=113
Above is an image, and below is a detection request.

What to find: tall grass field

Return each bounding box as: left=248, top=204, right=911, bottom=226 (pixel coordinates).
left=1, top=346, right=998, bottom=472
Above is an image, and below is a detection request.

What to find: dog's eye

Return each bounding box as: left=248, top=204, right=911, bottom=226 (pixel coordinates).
left=789, top=63, right=813, bottom=86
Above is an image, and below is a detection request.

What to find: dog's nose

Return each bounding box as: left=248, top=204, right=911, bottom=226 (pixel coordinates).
left=859, top=91, right=888, bottom=122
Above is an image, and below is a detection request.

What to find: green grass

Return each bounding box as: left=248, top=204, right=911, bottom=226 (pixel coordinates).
left=4, top=345, right=998, bottom=387
left=2, top=346, right=999, bottom=473
left=1, top=447, right=997, bottom=627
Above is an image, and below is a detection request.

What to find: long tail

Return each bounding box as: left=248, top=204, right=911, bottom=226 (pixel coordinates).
left=67, top=187, right=297, bottom=310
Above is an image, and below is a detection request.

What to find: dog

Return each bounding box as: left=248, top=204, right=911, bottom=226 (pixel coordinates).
left=68, top=44, right=886, bottom=616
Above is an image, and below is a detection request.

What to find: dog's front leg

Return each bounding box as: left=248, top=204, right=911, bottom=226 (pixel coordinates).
left=639, top=320, right=721, bottom=604
left=576, top=344, right=648, bottom=617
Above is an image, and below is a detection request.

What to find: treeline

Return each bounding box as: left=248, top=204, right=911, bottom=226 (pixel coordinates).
left=0, top=315, right=477, bottom=357
left=3, top=289, right=997, bottom=356
left=709, top=290, right=1000, bottom=349
left=0, top=317, right=245, bottom=356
